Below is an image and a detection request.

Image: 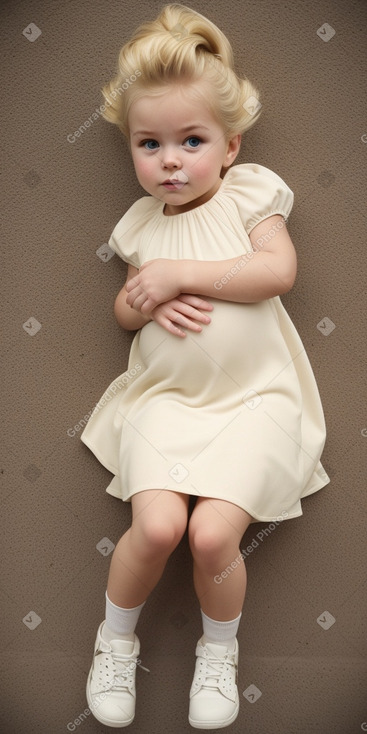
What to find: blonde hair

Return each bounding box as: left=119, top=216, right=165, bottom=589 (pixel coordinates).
left=100, top=4, right=262, bottom=140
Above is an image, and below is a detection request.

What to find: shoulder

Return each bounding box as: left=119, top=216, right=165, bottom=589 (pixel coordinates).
left=222, top=162, right=293, bottom=192
left=108, top=195, right=161, bottom=266
left=221, top=163, right=294, bottom=235
left=111, top=195, right=161, bottom=234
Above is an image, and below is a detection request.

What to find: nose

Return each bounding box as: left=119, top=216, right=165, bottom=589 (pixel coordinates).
left=160, top=146, right=182, bottom=169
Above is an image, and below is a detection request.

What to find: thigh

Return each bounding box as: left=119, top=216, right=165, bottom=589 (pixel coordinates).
left=189, top=497, right=253, bottom=545
left=131, top=488, right=190, bottom=529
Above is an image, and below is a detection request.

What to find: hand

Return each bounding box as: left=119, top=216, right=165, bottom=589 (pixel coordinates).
left=150, top=294, right=213, bottom=338
left=126, top=259, right=183, bottom=314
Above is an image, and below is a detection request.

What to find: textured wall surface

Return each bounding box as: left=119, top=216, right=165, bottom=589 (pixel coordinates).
left=1, top=0, right=366, bottom=732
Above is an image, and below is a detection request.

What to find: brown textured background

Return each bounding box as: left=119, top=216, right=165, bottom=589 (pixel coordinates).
left=1, top=0, right=366, bottom=732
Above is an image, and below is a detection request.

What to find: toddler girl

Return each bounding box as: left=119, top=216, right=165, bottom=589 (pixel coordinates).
left=81, top=3, right=330, bottom=728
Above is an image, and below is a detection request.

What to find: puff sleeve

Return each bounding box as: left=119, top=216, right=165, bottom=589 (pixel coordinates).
left=222, top=163, right=294, bottom=236
left=108, top=196, right=160, bottom=268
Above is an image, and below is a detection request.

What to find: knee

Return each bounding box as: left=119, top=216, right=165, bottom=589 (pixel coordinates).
left=189, top=523, right=231, bottom=569
left=133, top=514, right=186, bottom=558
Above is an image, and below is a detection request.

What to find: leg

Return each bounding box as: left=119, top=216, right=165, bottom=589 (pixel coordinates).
left=107, top=489, right=189, bottom=608
left=88, top=489, right=189, bottom=728
left=188, top=499, right=252, bottom=728
left=188, top=497, right=253, bottom=620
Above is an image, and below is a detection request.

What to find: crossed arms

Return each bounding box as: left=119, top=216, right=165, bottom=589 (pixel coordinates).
left=114, top=214, right=297, bottom=338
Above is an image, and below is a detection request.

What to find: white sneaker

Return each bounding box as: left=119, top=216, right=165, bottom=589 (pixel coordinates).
left=189, top=637, right=239, bottom=729
left=86, top=621, right=140, bottom=727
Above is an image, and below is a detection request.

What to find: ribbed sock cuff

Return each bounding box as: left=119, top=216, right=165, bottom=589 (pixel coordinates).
left=201, top=609, right=242, bottom=645
left=105, top=590, right=146, bottom=636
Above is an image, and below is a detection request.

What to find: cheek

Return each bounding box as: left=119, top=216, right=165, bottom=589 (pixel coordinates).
left=191, top=156, right=217, bottom=181
left=137, top=161, right=154, bottom=177
left=132, top=153, right=155, bottom=181
left=135, top=164, right=156, bottom=191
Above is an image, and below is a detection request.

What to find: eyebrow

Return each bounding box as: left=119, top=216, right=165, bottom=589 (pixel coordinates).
left=131, top=125, right=209, bottom=137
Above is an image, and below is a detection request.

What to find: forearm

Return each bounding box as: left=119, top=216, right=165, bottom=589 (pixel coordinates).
left=181, top=251, right=295, bottom=303
left=114, top=289, right=151, bottom=330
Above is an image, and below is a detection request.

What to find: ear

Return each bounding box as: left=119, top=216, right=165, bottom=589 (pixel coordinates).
left=223, top=133, right=241, bottom=167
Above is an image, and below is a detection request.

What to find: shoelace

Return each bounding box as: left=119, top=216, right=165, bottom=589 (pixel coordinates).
left=109, top=652, right=138, bottom=692
left=96, top=650, right=150, bottom=694
left=199, top=653, right=235, bottom=690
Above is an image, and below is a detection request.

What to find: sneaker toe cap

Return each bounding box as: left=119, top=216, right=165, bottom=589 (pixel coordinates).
left=89, top=692, right=135, bottom=726
left=189, top=692, right=238, bottom=726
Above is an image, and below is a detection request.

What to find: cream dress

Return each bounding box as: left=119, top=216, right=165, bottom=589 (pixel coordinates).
left=81, top=163, right=330, bottom=523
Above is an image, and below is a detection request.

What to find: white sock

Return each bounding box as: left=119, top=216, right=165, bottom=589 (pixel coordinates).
left=201, top=609, right=242, bottom=651
left=102, top=590, right=146, bottom=642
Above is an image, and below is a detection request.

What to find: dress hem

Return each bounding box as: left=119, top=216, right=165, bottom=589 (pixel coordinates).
left=103, top=472, right=330, bottom=525
left=81, top=403, right=331, bottom=526
left=80, top=432, right=119, bottom=476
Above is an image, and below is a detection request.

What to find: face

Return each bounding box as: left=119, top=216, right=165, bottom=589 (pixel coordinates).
left=128, top=83, right=241, bottom=215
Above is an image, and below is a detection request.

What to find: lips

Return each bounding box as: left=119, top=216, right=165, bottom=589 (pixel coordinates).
left=162, top=180, right=186, bottom=190
left=162, top=171, right=188, bottom=190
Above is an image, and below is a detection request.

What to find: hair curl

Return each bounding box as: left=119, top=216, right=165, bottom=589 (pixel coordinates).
left=100, top=4, right=262, bottom=140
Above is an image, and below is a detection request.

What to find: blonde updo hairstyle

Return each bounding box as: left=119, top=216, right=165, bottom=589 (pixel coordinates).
left=100, top=4, right=261, bottom=142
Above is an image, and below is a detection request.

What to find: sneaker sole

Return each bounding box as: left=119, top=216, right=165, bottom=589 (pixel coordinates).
left=189, top=701, right=239, bottom=729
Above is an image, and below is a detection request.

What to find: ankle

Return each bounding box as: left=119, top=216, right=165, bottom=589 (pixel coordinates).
left=104, top=591, right=146, bottom=640
left=200, top=609, right=242, bottom=651
left=101, top=621, right=135, bottom=643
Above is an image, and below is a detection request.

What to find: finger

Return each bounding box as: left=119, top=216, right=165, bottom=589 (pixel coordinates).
left=126, top=286, right=141, bottom=305
left=179, top=319, right=202, bottom=332
left=178, top=294, right=214, bottom=311
left=169, top=324, right=187, bottom=338
left=156, top=314, right=186, bottom=338
left=172, top=312, right=203, bottom=331
left=140, top=298, right=156, bottom=315
left=125, top=277, right=139, bottom=293
left=170, top=300, right=211, bottom=324
left=131, top=293, right=148, bottom=312
left=178, top=308, right=209, bottom=326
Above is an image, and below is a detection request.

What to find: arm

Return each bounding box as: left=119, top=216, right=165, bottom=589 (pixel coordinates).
left=114, top=264, right=152, bottom=330
left=182, top=214, right=297, bottom=303
left=115, top=264, right=213, bottom=336
left=125, top=215, right=297, bottom=312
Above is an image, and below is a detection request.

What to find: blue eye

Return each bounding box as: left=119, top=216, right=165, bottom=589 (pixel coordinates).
left=142, top=140, right=159, bottom=150
left=140, top=136, right=201, bottom=149
left=185, top=136, right=201, bottom=148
